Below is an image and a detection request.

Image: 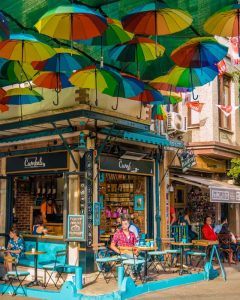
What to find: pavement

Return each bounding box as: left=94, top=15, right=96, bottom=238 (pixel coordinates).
left=1, top=264, right=240, bottom=299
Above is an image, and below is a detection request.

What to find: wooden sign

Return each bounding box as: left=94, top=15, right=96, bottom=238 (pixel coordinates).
left=67, top=215, right=85, bottom=241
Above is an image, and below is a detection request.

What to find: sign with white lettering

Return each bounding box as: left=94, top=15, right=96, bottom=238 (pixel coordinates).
left=178, top=150, right=196, bottom=173
left=210, top=187, right=240, bottom=203
left=99, top=156, right=154, bottom=176
left=67, top=215, right=85, bottom=241
left=6, top=151, right=68, bottom=173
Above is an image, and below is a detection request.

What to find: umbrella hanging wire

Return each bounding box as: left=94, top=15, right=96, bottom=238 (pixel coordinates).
left=112, top=83, right=120, bottom=110
left=190, top=68, right=198, bottom=100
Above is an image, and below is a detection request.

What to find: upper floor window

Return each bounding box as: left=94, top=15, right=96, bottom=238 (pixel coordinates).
left=219, top=75, right=231, bottom=130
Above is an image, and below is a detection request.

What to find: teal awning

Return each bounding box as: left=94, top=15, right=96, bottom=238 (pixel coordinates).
left=100, top=128, right=184, bottom=148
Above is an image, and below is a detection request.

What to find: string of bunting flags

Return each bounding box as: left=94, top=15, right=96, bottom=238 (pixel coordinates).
left=217, top=105, right=239, bottom=117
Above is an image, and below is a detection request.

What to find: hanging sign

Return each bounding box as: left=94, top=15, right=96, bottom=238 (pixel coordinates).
left=178, top=149, right=196, bottom=173
left=67, top=215, right=85, bottom=241
left=210, top=187, right=240, bottom=203
left=6, top=151, right=68, bottom=173
left=99, top=156, right=154, bottom=176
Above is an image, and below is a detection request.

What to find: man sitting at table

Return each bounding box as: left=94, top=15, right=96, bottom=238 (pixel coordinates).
left=110, top=215, right=138, bottom=255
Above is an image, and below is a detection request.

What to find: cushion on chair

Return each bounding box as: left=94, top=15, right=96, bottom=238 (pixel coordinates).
left=7, top=271, right=30, bottom=276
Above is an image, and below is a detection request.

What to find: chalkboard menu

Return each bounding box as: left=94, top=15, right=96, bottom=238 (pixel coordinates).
left=67, top=215, right=85, bottom=241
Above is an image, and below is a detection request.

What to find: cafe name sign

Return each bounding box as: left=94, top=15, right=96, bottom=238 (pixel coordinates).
left=6, top=151, right=68, bottom=173
left=210, top=187, right=240, bottom=203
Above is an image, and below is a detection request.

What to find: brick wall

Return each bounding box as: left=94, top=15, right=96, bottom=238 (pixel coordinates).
left=14, top=179, right=34, bottom=232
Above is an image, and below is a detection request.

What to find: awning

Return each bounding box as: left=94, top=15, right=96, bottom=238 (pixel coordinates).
left=100, top=128, right=184, bottom=149
left=171, top=174, right=240, bottom=204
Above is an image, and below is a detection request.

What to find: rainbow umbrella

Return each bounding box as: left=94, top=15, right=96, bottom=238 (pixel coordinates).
left=149, top=81, right=192, bottom=93
left=33, top=71, right=72, bottom=105
left=0, top=59, right=38, bottom=84
left=69, top=65, right=120, bottom=105
left=109, top=37, right=165, bottom=76
left=102, top=72, right=144, bottom=110
left=152, top=104, right=167, bottom=120
left=0, top=34, right=55, bottom=63
left=35, top=5, right=107, bottom=40
left=31, top=47, right=90, bottom=72
left=0, top=12, right=10, bottom=40
left=158, top=90, right=182, bottom=105
left=0, top=88, right=43, bottom=119
left=121, top=2, right=192, bottom=36
left=171, top=37, right=228, bottom=68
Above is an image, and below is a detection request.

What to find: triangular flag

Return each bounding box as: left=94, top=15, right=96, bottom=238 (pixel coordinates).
left=186, top=101, right=204, bottom=112
left=217, top=60, right=226, bottom=76
left=229, top=37, right=240, bottom=65
left=217, top=105, right=239, bottom=117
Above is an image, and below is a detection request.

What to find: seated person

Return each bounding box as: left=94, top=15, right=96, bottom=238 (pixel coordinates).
left=202, top=216, right=218, bottom=241
left=178, top=208, right=197, bottom=241
left=32, top=215, right=48, bottom=235
left=219, top=217, right=237, bottom=243
left=4, top=228, right=24, bottom=278
left=110, top=215, right=137, bottom=256
left=40, top=198, right=57, bottom=224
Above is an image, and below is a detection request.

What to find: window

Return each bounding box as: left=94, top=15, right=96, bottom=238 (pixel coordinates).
left=219, top=75, right=231, bottom=130
left=186, top=93, right=200, bottom=127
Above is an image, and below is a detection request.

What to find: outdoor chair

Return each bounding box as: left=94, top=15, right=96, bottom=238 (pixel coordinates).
left=148, top=249, right=168, bottom=273
left=185, top=250, right=207, bottom=269
left=161, top=238, right=181, bottom=269
left=218, top=234, right=234, bottom=264
left=42, top=250, right=67, bottom=289
left=2, top=259, right=30, bottom=296
left=94, top=243, right=121, bottom=283
left=118, top=246, right=145, bottom=283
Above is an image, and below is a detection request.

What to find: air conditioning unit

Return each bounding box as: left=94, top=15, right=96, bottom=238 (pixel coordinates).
left=167, top=112, right=187, bottom=133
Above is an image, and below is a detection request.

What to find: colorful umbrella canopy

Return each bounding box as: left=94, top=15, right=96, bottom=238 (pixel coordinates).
left=0, top=12, right=10, bottom=40
left=0, top=34, right=55, bottom=63
left=109, top=37, right=165, bottom=62
left=129, top=85, right=164, bottom=103
left=79, top=18, right=133, bottom=46
left=69, top=65, right=120, bottom=105
left=1, top=88, right=43, bottom=105
left=121, top=2, right=192, bottom=36
left=33, top=71, right=72, bottom=90
left=152, top=104, right=167, bottom=120
left=32, top=47, right=90, bottom=72
left=150, top=81, right=191, bottom=93
left=0, top=87, right=6, bottom=98
left=204, top=4, right=240, bottom=37
left=158, top=90, right=182, bottom=105
left=170, top=37, right=228, bottom=68
left=0, top=59, right=38, bottom=84
left=35, top=5, right=107, bottom=40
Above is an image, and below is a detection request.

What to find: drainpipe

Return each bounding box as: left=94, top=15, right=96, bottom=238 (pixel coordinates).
left=155, top=148, right=161, bottom=249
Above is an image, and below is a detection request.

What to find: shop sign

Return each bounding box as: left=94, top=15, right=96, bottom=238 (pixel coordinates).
left=86, top=151, right=93, bottom=247
left=177, top=150, right=196, bottom=173
left=67, top=215, right=85, bottom=241
left=210, top=187, right=240, bottom=203
left=99, top=156, right=154, bottom=176
left=6, top=151, right=68, bottom=173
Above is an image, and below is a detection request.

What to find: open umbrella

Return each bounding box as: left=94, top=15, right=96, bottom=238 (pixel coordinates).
left=170, top=37, right=228, bottom=68
left=33, top=71, right=73, bottom=105
left=0, top=11, right=10, bottom=40
left=35, top=4, right=107, bottom=40
left=0, top=88, right=43, bottom=119
left=109, top=37, right=165, bottom=76
left=31, top=47, right=90, bottom=72
left=122, top=2, right=192, bottom=36
left=102, top=72, right=144, bottom=110
left=0, top=34, right=55, bottom=63
left=150, top=81, right=191, bottom=93
left=152, top=104, right=167, bottom=120
left=69, top=65, right=120, bottom=105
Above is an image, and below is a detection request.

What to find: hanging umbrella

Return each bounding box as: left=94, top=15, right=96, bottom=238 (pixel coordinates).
left=102, top=72, right=144, bottom=110
left=32, top=71, right=73, bottom=106
left=157, top=90, right=182, bottom=105
left=149, top=81, right=192, bottom=93
left=152, top=104, right=167, bottom=120
left=69, top=65, right=120, bottom=105
left=121, top=2, right=192, bottom=36
left=0, top=33, right=55, bottom=63
left=0, top=88, right=43, bottom=119
left=0, top=87, right=6, bottom=98
left=35, top=4, right=107, bottom=40
left=170, top=37, right=228, bottom=68
left=31, top=47, right=90, bottom=72
left=0, top=60, right=38, bottom=84
left=0, top=12, right=10, bottom=40
left=109, top=37, right=165, bottom=76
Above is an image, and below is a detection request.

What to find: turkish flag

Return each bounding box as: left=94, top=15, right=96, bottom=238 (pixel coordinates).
left=186, top=101, right=204, bottom=112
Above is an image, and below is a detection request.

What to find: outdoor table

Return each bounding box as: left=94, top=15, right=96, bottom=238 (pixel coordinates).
left=170, top=242, right=192, bottom=275
left=24, top=251, right=47, bottom=287
left=135, top=246, right=157, bottom=281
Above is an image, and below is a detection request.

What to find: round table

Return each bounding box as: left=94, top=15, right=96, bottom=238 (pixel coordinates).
left=170, top=242, right=192, bottom=275
left=24, top=251, right=47, bottom=287
left=135, top=246, right=157, bottom=281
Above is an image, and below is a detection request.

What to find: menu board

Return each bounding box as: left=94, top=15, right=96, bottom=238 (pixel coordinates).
left=67, top=215, right=85, bottom=241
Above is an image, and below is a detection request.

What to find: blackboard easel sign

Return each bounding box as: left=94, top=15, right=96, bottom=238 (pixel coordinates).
left=67, top=215, right=85, bottom=241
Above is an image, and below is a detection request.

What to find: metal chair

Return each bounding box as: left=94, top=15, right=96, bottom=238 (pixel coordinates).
left=2, top=259, right=30, bottom=296
left=94, top=243, right=121, bottom=283
left=42, top=250, right=66, bottom=289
